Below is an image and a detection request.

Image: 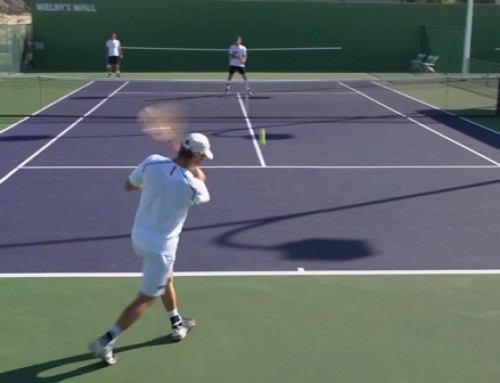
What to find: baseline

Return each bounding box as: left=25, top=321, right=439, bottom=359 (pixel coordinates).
left=21, top=165, right=500, bottom=170
left=2, top=269, right=500, bottom=278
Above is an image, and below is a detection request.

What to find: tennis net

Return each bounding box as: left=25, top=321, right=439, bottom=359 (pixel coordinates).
left=0, top=74, right=499, bottom=126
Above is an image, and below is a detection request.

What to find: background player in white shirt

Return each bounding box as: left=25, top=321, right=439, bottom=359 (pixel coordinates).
left=105, top=33, right=123, bottom=77
left=89, top=133, right=213, bottom=365
left=225, top=35, right=251, bottom=94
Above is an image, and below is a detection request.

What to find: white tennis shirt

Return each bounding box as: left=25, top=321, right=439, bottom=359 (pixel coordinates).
left=106, top=38, right=121, bottom=56
left=128, top=154, right=210, bottom=253
left=229, top=44, right=247, bottom=67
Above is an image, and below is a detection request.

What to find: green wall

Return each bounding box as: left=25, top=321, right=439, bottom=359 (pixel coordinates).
left=29, top=0, right=500, bottom=73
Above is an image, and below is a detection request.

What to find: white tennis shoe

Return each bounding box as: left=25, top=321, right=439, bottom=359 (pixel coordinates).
left=172, top=317, right=196, bottom=341
left=88, top=337, right=117, bottom=366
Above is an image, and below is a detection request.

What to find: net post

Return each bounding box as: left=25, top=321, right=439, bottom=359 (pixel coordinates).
left=38, top=75, right=42, bottom=112
left=496, top=78, right=500, bottom=118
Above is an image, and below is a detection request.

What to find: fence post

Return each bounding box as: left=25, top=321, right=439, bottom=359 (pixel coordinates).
left=496, top=78, right=500, bottom=118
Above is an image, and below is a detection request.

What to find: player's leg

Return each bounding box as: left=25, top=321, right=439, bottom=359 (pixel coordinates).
left=161, top=269, right=178, bottom=320
left=108, top=56, right=119, bottom=76
left=106, top=57, right=112, bottom=77
left=89, top=293, right=156, bottom=365
left=88, top=246, right=167, bottom=365
left=115, top=57, right=121, bottom=77
left=160, top=270, right=196, bottom=341
left=239, top=67, right=251, bottom=94
left=225, top=66, right=236, bottom=94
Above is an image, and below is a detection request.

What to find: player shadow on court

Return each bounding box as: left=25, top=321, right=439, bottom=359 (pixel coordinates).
left=0, top=335, right=177, bottom=383
left=210, top=126, right=295, bottom=142
left=146, top=94, right=227, bottom=101
left=185, top=178, right=500, bottom=259
left=0, top=233, right=131, bottom=249
left=281, top=238, right=374, bottom=261
left=146, top=94, right=271, bottom=102
left=0, top=134, right=54, bottom=141
left=70, top=96, right=109, bottom=100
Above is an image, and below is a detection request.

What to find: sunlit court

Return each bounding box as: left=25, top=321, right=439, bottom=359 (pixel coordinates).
left=1, top=1, right=500, bottom=382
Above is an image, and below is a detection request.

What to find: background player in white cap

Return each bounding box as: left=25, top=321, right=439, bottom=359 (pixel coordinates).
left=89, top=133, right=213, bottom=365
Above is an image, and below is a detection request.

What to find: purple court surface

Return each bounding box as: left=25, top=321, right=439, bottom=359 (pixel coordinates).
left=1, top=79, right=500, bottom=273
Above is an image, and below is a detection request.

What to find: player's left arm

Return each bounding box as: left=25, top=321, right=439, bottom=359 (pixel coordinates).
left=190, top=177, right=210, bottom=204
left=191, top=166, right=206, bottom=181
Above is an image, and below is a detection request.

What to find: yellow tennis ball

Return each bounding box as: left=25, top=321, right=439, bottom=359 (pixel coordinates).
left=259, top=128, right=266, bottom=145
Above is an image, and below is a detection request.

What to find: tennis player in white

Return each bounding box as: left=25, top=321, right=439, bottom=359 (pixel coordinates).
left=105, top=33, right=123, bottom=77
left=89, top=133, right=213, bottom=365
left=225, top=35, right=251, bottom=95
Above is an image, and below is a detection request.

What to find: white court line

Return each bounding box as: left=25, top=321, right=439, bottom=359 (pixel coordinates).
left=0, top=80, right=95, bottom=136
left=374, top=80, right=500, bottom=138
left=237, top=93, right=266, bottom=167
left=118, top=91, right=355, bottom=96
left=21, top=165, right=500, bottom=170
left=339, top=82, right=500, bottom=167
left=23, top=165, right=136, bottom=169
left=123, top=46, right=342, bottom=52
left=2, top=269, right=500, bottom=278
left=0, top=82, right=130, bottom=187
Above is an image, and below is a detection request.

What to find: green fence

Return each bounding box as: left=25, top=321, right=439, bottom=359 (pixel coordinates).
left=468, top=58, right=500, bottom=75
left=28, top=0, right=500, bottom=73
left=421, top=25, right=464, bottom=73
left=0, top=24, right=32, bottom=74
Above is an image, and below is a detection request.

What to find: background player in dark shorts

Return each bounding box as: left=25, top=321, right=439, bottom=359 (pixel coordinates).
left=105, top=33, right=123, bottom=77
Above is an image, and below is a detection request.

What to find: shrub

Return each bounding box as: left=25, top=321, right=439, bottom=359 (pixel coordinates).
left=0, top=0, right=29, bottom=14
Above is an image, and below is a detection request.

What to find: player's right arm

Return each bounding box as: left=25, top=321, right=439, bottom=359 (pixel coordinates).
left=124, top=179, right=142, bottom=191
left=125, top=155, right=153, bottom=191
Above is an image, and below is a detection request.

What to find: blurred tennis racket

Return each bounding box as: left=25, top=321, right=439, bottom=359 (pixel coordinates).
left=137, top=102, right=187, bottom=151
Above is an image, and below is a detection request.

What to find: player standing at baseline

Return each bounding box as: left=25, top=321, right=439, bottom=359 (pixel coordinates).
left=225, top=35, right=251, bottom=95
left=89, top=133, right=213, bottom=365
left=105, top=33, right=123, bottom=77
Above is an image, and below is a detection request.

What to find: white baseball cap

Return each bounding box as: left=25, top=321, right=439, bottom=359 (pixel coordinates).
left=182, top=133, right=213, bottom=160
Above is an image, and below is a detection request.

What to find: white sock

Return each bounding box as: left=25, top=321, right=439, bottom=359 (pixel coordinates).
left=168, top=309, right=182, bottom=327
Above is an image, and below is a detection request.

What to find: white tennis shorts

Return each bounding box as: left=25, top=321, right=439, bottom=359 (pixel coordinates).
left=133, top=243, right=176, bottom=297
